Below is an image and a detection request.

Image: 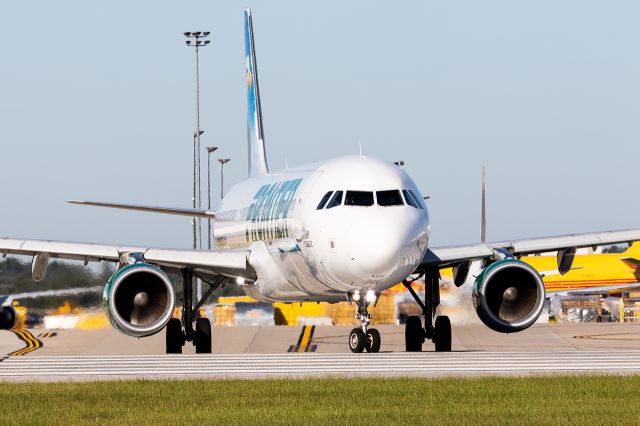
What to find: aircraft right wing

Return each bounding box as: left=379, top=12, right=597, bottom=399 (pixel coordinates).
left=0, top=237, right=252, bottom=280
left=421, top=228, right=640, bottom=269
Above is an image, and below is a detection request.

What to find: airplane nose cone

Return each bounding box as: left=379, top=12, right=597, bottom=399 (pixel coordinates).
left=347, top=224, right=404, bottom=276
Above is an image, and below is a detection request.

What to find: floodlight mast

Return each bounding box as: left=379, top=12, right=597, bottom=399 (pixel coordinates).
left=206, top=146, right=218, bottom=250
left=218, top=158, right=231, bottom=200
left=183, top=30, right=212, bottom=250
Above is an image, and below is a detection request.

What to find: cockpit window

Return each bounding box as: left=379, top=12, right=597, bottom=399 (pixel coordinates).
left=403, top=189, right=419, bottom=208
left=376, top=190, right=404, bottom=206
left=345, top=191, right=374, bottom=206
left=317, top=191, right=333, bottom=210
left=408, top=190, right=424, bottom=209
left=326, top=191, right=343, bottom=209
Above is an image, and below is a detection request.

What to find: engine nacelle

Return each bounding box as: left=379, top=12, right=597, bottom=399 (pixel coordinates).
left=0, top=306, right=16, bottom=330
left=104, top=263, right=175, bottom=337
left=472, top=258, right=545, bottom=333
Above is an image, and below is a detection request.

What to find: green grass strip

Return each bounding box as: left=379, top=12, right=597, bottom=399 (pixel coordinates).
left=2, top=375, right=640, bottom=425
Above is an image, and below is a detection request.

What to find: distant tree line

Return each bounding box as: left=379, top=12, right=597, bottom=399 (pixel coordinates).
left=602, top=244, right=628, bottom=254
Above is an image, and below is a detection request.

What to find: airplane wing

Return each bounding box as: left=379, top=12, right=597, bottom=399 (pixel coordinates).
left=546, top=282, right=640, bottom=297
left=0, top=237, right=252, bottom=280
left=67, top=200, right=216, bottom=219
left=422, top=229, right=640, bottom=268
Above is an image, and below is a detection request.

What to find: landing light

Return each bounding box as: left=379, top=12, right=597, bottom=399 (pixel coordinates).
left=352, top=291, right=361, bottom=302
left=236, top=277, right=246, bottom=285
left=365, top=290, right=376, bottom=303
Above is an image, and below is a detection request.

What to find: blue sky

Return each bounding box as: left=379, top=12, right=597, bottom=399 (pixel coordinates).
left=1, top=1, right=639, bottom=249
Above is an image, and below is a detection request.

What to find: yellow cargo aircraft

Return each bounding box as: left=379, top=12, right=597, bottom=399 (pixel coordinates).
left=523, top=243, right=640, bottom=294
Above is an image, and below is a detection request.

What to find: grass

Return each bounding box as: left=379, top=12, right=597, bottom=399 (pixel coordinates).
left=2, top=375, right=640, bottom=425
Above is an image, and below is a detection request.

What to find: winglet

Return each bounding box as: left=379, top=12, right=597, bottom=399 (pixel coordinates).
left=244, top=9, right=269, bottom=177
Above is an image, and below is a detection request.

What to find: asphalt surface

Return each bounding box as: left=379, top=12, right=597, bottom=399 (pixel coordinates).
left=2, top=322, right=640, bottom=380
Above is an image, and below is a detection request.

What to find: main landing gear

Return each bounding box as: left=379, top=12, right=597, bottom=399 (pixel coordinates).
left=403, top=269, right=452, bottom=352
left=348, top=294, right=381, bottom=353
left=166, top=268, right=223, bottom=354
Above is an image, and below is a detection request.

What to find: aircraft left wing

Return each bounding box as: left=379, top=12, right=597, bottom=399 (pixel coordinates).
left=422, top=228, right=640, bottom=269
left=0, top=238, right=252, bottom=280
left=68, top=200, right=216, bottom=219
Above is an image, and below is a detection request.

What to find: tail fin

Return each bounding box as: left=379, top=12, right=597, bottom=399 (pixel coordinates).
left=244, top=9, right=269, bottom=177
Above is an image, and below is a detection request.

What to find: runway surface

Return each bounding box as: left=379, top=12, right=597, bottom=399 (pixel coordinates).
left=3, top=350, right=640, bottom=381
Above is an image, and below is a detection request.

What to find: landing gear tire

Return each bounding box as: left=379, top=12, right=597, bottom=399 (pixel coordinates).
left=166, top=318, right=183, bottom=354
left=349, top=328, right=366, bottom=353
left=365, top=328, right=381, bottom=353
left=194, top=318, right=212, bottom=354
left=434, top=315, right=451, bottom=352
left=405, top=316, right=423, bottom=352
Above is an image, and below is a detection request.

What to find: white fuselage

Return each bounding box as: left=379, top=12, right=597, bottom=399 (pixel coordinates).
left=213, top=155, right=430, bottom=302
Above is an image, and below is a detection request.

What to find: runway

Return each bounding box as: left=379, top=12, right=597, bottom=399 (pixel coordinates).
left=3, top=350, right=640, bottom=381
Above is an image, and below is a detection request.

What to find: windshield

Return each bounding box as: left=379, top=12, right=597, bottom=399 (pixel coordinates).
left=317, top=191, right=333, bottom=210
left=345, top=191, right=374, bottom=206
left=376, top=190, right=404, bottom=206
left=326, top=191, right=343, bottom=209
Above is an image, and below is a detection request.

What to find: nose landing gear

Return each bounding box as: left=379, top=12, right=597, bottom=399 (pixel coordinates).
left=403, top=269, right=452, bottom=352
left=348, top=295, right=381, bottom=353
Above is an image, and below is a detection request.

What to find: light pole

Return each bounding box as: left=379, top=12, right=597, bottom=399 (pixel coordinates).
left=218, top=158, right=230, bottom=200
left=192, top=130, right=203, bottom=249
left=206, top=146, right=218, bottom=250
left=184, top=31, right=211, bottom=250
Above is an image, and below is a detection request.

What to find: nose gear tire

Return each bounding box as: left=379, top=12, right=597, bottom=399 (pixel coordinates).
left=365, top=328, right=381, bottom=353
left=349, top=328, right=366, bottom=353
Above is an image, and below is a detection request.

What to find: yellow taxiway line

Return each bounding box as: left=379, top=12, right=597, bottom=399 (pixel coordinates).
left=288, top=325, right=317, bottom=352
left=9, top=330, right=43, bottom=356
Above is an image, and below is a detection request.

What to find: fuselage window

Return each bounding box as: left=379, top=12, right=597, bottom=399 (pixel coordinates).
left=317, top=191, right=333, bottom=210
left=402, top=189, right=419, bottom=208
left=326, top=191, right=344, bottom=209
left=345, top=191, right=374, bottom=206
left=408, top=189, right=424, bottom=209
left=376, top=190, right=404, bottom=206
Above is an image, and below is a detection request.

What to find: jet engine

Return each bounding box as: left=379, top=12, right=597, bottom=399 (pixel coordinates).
left=104, top=263, right=175, bottom=337
left=0, top=306, right=16, bottom=330
left=472, top=258, right=545, bottom=333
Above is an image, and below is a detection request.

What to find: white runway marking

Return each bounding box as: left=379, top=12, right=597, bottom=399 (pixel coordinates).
left=2, top=351, right=640, bottom=380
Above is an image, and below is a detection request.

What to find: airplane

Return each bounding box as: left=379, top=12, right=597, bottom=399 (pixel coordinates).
left=0, top=287, right=102, bottom=329
left=2, top=8, right=640, bottom=354
left=524, top=243, right=640, bottom=294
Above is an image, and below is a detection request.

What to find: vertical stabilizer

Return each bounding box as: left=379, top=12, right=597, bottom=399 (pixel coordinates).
left=244, top=9, right=269, bottom=177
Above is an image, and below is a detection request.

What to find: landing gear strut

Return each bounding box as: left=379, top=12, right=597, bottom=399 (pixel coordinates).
left=348, top=294, right=381, bottom=353
left=165, top=268, right=223, bottom=354
left=403, top=269, right=452, bottom=352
